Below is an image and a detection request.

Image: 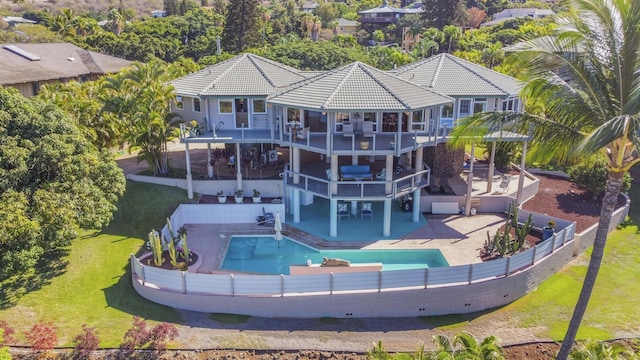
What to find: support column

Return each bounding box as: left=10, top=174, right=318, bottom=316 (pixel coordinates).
left=486, top=141, right=496, bottom=194
left=385, top=155, right=393, bottom=194
left=412, top=188, right=420, bottom=222
left=235, top=143, right=242, bottom=191
left=329, top=199, right=338, bottom=237
left=383, top=199, right=391, bottom=237
left=293, top=189, right=300, bottom=223
left=185, top=143, right=193, bottom=199
left=206, top=143, right=214, bottom=179
left=464, top=141, right=475, bottom=216
left=351, top=201, right=358, bottom=216
left=415, top=147, right=424, bottom=182
left=331, top=155, right=338, bottom=195
left=516, top=141, right=528, bottom=207
left=293, top=147, right=301, bottom=184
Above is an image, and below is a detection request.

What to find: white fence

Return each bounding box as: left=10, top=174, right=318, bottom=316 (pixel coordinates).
left=132, top=221, right=576, bottom=297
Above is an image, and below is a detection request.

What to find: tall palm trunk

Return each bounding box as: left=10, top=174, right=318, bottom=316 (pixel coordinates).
left=556, top=171, right=624, bottom=359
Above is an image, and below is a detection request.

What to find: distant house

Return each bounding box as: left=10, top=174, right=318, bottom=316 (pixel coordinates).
left=481, top=7, right=555, bottom=27
left=150, top=10, right=167, bottom=18
left=334, top=18, right=358, bottom=35
left=358, top=0, right=423, bottom=25
left=0, top=42, right=132, bottom=97
left=301, top=1, right=318, bottom=13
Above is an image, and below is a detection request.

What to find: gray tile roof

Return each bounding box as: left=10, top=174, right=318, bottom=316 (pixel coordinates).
left=390, top=53, right=524, bottom=97
left=170, top=53, right=308, bottom=97
left=0, top=42, right=132, bottom=85
left=268, top=61, right=452, bottom=111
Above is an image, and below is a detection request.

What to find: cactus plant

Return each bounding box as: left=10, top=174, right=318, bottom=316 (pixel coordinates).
left=148, top=230, right=164, bottom=267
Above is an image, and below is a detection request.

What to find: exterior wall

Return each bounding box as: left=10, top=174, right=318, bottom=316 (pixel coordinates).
left=573, top=193, right=630, bottom=255
left=173, top=95, right=204, bottom=127
left=126, top=175, right=282, bottom=198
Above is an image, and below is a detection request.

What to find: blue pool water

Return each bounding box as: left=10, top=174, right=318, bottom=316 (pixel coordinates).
left=221, top=236, right=449, bottom=275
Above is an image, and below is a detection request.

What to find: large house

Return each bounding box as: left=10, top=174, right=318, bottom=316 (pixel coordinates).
left=358, top=0, right=424, bottom=25
left=0, top=42, right=132, bottom=97
left=169, top=53, right=524, bottom=237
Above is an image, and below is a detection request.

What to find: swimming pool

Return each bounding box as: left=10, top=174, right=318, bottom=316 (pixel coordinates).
left=221, top=236, right=449, bottom=275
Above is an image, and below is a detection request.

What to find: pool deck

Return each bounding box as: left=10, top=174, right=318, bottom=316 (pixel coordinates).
left=184, top=213, right=507, bottom=273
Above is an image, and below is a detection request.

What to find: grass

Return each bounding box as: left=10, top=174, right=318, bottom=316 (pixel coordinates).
left=1, top=180, right=639, bottom=348
left=0, top=181, right=189, bottom=347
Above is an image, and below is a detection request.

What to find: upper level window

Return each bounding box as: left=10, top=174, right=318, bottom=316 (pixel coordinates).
left=459, top=99, right=471, bottom=117
left=219, top=99, right=233, bottom=113
left=175, top=96, right=183, bottom=110
left=253, top=99, right=266, bottom=113
left=473, top=98, right=487, bottom=114
left=192, top=98, right=201, bottom=112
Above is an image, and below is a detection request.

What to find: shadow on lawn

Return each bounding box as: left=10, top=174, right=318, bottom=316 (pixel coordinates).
left=0, top=249, right=69, bottom=309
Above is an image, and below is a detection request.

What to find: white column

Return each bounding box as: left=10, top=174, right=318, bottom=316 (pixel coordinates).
left=486, top=141, right=496, bottom=194
left=206, top=143, right=214, bottom=179
left=383, top=199, right=391, bottom=237
left=293, top=189, right=300, bottom=223
left=235, top=143, right=242, bottom=191
left=185, top=142, right=193, bottom=199
left=385, top=155, right=393, bottom=194
left=331, top=155, right=338, bottom=195
left=464, top=141, right=475, bottom=216
left=293, top=147, right=300, bottom=184
left=351, top=200, right=357, bottom=216
left=329, top=199, right=338, bottom=237
left=415, top=147, right=424, bottom=182
left=516, top=141, right=528, bottom=207
left=412, top=188, right=421, bottom=222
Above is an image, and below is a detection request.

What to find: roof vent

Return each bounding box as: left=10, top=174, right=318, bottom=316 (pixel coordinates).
left=67, top=56, right=75, bottom=61
left=3, top=44, right=41, bottom=61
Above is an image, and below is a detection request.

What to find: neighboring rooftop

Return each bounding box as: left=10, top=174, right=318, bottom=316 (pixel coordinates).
left=0, top=42, right=132, bottom=86
left=2, top=16, right=36, bottom=25
left=481, top=7, right=555, bottom=27
left=268, top=61, right=453, bottom=111
left=390, top=53, right=524, bottom=97
left=170, top=53, right=309, bottom=97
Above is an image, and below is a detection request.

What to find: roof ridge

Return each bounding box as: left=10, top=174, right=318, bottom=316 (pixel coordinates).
left=430, top=54, right=445, bottom=88
left=320, top=62, right=356, bottom=110
left=361, top=63, right=411, bottom=109
left=246, top=54, right=278, bottom=88
left=445, top=54, right=513, bottom=95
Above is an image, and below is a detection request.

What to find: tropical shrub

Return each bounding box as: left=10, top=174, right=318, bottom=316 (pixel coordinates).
left=568, top=159, right=632, bottom=200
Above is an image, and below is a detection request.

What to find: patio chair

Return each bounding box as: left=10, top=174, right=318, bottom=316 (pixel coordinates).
left=297, top=127, right=310, bottom=140
left=375, top=168, right=386, bottom=180
left=325, top=169, right=332, bottom=180
left=262, top=207, right=275, bottom=225
left=342, top=123, right=354, bottom=137
left=337, top=202, right=350, bottom=220
left=361, top=202, right=373, bottom=221
left=497, top=175, right=510, bottom=194
left=362, top=121, right=374, bottom=138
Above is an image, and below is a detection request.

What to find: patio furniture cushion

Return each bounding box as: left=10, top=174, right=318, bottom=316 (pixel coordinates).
left=339, top=165, right=372, bottom=180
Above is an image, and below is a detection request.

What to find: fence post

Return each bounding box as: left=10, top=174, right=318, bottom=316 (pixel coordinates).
left=531, top=246, right=537, bottom=265
left=378, top=270, right=382, bottom=293
left=181, top=271, right=187, bottom=294
left=230, top=274, right=235, bottom=297
left=280, top=274, right=285, bottom=297
left=505, top=257, right=511, bottom=276
left=551, top=234, right=556, bottom=253
left=424, top=268, right=429, bottom=289
left=468, top=264, right=474, bottom=284
left=330, top=273, right=334, bottom=295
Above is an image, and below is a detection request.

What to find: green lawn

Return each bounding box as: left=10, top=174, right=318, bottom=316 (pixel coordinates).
left=1, top=181, right=639, bottom=347
left=0, top=181, right=188, bottom=346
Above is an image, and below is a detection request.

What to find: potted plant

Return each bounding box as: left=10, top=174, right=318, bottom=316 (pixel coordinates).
left=542, top=220, right=555, bottom=241
left=217, top=190, right=227, bottom=203
left=234, top=189, right=243, bottom=204
left=189, top=119, right=199, bottom=136
left=252, top=189, right=261, bottom=204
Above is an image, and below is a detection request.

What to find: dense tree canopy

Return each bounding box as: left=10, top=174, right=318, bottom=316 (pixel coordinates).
left=222, top=0, right=262, bottom=53
left=0, top=86, right=125, bottom=281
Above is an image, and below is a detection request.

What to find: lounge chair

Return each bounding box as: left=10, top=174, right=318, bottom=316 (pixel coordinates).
left=262, top=207, right=275, bottom=225
left=497, top=175, right=510, bottom=194
left=337, top=202, right=350, bottom=220
left=376, top=168, right=386, bottom=180
left=361, top=202, right=373, bottom=221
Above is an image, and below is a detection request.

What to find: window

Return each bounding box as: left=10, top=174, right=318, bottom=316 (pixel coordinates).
left=175, top=96, right=183, bottom=110
left=411, top=110, right=425, bottom=132
left=363, top=112, right=377, bottom=131
left=473, top=98, right=487, bottom=114
left=458, top=99, right=471, bottom=117
left=441, top=104, right=453, bottom=118
left=253, top=99, right=266, bottom=113
left=192, top=98, right=201, bottom=112
left=219, top=99, right=232, bottom=113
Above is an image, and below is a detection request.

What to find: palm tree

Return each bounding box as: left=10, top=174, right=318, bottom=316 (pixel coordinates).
left=450, top=0, right=640, bottom=359
left=442, top=24, right=462, bottom=53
